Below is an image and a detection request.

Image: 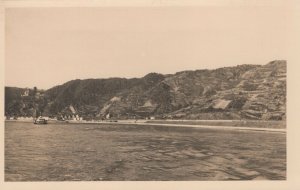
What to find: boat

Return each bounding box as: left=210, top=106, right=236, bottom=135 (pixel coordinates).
left=34, top=116, right=48, bottom=124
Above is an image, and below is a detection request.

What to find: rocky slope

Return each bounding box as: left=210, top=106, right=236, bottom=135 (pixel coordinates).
left=5, top=60, right=286, bottom=120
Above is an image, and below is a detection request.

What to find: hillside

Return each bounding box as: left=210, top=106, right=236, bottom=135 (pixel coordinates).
left=5, top=60, right=286, bottom=120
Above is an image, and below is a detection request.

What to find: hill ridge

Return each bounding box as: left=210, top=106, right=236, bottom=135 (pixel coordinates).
left=5, top=60, right=286, bottom=120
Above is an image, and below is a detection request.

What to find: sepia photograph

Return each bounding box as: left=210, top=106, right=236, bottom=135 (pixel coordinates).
left=1, top=0, right=299, bottom=188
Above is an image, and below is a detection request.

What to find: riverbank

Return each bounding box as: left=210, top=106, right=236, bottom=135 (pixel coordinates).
left=5, top=119, right=286, bottom=133
left=99, top=120, right=286, bottom=133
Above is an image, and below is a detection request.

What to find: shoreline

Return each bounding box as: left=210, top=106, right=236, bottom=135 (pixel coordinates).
left=5, top=119, right=286, bottom=133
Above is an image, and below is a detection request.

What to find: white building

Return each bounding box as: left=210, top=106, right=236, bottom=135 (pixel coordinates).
left=21, top=89, right=29, bottom=97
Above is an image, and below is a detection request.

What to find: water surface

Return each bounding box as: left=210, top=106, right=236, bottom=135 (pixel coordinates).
left=5, top=121, right=286, bottom=181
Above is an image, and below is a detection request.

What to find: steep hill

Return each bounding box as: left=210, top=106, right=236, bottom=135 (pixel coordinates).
left=5, top=60, right=286, bottom=120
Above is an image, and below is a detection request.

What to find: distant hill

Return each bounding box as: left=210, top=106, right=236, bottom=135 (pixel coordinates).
left=5, top=60, right=286, bottom=120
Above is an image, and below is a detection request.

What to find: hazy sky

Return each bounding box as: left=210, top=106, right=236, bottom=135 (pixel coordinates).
left=5, top=6, right=287, bottom=89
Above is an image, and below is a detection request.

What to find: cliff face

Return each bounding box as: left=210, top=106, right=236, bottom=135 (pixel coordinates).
left=5, top=60, right=286, bottom=120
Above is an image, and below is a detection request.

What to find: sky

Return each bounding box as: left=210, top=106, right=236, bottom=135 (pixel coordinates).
left=5, top=6, right=287, bottom=89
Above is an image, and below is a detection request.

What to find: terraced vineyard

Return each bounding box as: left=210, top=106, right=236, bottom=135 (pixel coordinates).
left=5, top=60, right=286, bottom=121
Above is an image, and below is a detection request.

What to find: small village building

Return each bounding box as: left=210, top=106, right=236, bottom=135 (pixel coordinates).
left=35, top=92, right=41, bottom=99
left=21, top=88, right=30, bottom=97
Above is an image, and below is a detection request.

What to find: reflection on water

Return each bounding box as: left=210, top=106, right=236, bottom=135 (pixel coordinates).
left=5, top=121, right=286, bottom=181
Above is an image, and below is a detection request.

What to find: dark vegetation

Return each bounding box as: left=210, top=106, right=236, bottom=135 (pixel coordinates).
left=5, top=60, right=286, bottom=120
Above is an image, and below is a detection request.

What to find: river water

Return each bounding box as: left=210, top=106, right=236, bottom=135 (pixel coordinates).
left=5, top=121, right=286, bottom=181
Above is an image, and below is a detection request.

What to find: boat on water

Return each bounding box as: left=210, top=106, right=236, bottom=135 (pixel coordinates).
left=34, top=116, right=48, bottom=124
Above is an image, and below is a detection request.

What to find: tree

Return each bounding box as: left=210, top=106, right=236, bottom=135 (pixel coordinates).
left=33, top=86, right=37, bottom=96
